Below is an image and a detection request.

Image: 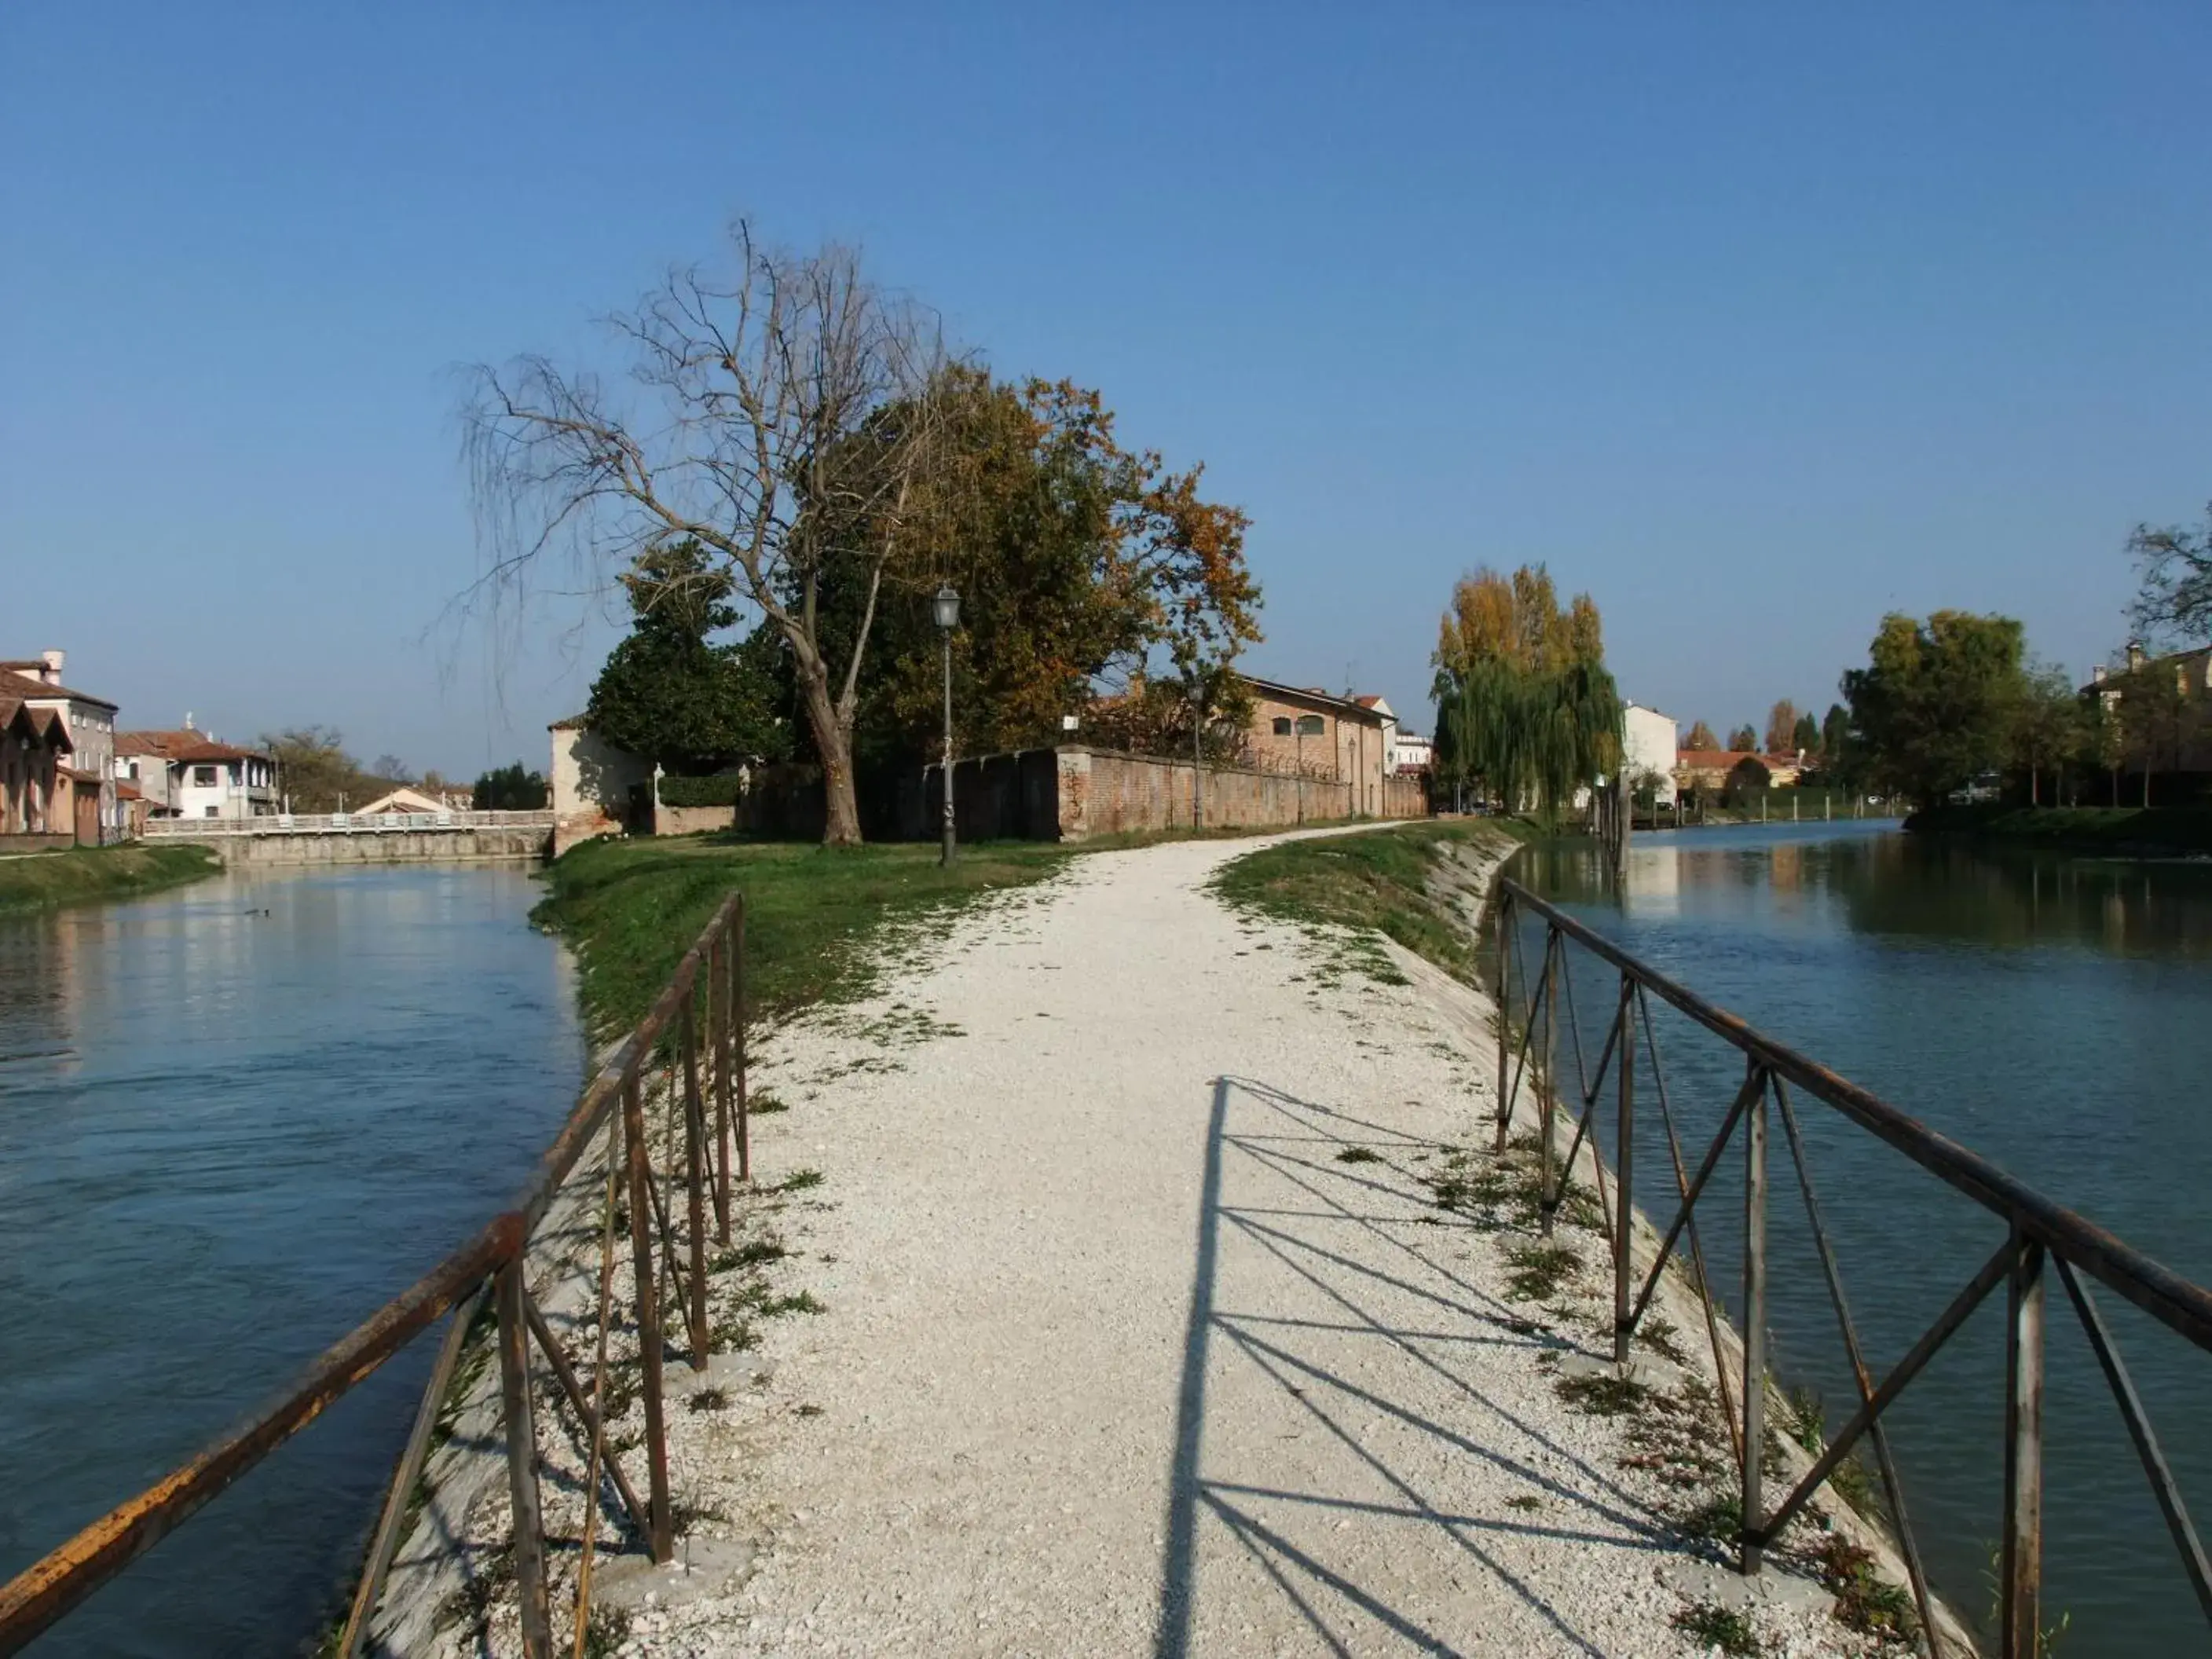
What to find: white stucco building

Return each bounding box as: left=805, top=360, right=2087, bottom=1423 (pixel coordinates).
left=1390, top=730, right=1433, bottom=773
left=549, top=716, right=656, bottom=855
left=1623, top=702, right=1679, bottom=806
left=116, top=726, right=276, bottom=820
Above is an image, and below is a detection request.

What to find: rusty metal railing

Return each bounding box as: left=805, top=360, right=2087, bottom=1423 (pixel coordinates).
left=0, top=891, right=753, bottom=1659
left=1494, top=877, right=2212, bottom=1658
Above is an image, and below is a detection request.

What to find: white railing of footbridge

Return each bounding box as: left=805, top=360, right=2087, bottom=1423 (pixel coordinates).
left=141, top=811, right=555, bottom=838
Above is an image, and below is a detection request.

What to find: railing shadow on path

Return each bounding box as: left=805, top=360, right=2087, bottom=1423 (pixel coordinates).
left=1152, top=1074, right=1691, bottom=1659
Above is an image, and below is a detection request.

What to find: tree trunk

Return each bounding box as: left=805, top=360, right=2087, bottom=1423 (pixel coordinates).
left=795, top=663, right=863, bottom=846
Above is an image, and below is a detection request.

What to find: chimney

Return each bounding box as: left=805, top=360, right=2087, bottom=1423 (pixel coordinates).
left=2127, top=640, right=2146, bottom=672
left=38, top=650, right=63, bottom=687
left=2092, top=665, right=2108, bottom=683
left=184, top=712, right=195, bottom=731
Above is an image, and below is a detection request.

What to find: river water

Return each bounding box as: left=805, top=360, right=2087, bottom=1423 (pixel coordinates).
left=1514, top=820, right=2212, bottom=1656
left=0, top=864, right=585, bottom=1657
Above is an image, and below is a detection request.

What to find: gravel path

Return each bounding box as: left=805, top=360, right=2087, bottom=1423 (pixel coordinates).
left=444, top=827, right=1894, bottom=1658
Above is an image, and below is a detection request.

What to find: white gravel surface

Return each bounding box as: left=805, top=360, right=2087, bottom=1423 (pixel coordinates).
left=427, top=826, right=1905, bottom=1658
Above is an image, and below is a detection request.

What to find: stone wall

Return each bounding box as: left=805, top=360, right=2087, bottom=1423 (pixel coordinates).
left=904, top=746, right=1428, bottom=842
left=652, top=803, right=735, bottom=837
left=0, top=833, right=73, bottom=856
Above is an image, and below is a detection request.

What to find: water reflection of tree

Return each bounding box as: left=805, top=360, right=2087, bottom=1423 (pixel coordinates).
left=1831, top=840, right=2212, bottom=957
left=1523, top=832, right=2212, bottom=958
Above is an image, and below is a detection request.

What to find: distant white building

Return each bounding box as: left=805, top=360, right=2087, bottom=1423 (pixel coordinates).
left=116, top=724, right=276, bottom=820
left=1623, top=703, right=1679, bottom=807
left=1390, top=730, right=1433, bottom=773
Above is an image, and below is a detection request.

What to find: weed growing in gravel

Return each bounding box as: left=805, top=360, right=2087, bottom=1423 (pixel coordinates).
left=1504, top=1494, right=1542, bottom=1512
left=688, top=1388, right=729, bottom=1412
left=757, top=1289, right=825, bottom=1317
left=1635, top=1314, right=1687, bottom=1365
left=1815, top=1536, right=1919, bottom=1645
left=1504, top=1243, right=1581, bottom=1302
left=1556, top=1372, right=1647, bottom=1416
left=747, top=1091, right=790, bottom=1115
left=581, top=1605, right=632, bottom=1659
left=1335, top=1147, right=1382, bottom=1164
left=710, top=1238, right=788, bottom=1273
left=1679, top=1492, right=1745, bottom=1544
left=1672, top=1600, right=1760, bottom=1656
left=779, top=1168, right=825, bottom=1192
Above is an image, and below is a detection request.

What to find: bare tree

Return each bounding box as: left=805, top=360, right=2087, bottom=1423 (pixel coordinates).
left=462, top=221, right=947, bottom=844
left=2128, top=502, right=2212, bottom=648
left=1763, top=699, right=1800, bottom=756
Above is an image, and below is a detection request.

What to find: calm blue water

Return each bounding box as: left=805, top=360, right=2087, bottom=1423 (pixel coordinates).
left=1516, top=821, right=2212, bottom=1656
left=0, top=864, right=585, bottom=1657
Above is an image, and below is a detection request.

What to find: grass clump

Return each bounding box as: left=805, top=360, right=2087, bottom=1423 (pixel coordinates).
left=778, top=1168, right=825, bottom=1193
left=746, top=1090, right=790, bottom=1115
left=1209, top=820, right=1526, bottom=986
left=1672, top=1600, right=1761, bottom=1656
left=0, top=843, right=220, bottom=915
left=1556, top=1371, right=1647, bottom=1417
left=1334, top=1147, right=1382, bottom=1165
left=1504, top=1243, right=1581, bottom=1302
left=1815, top=1536, right=1918, bottom=1643
left=709, top=1238, right=787, bottom=1273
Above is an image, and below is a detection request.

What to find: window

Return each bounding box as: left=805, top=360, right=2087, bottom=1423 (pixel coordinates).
left=127, top=762, right=139, bottom=779
left=1271, top=717, right=1291, bottom=736
left=203, top=804, right=219, bottom=818
left=1295, top=714, right=1326, bottom=736
left=192, top=765, right=218, bottom=787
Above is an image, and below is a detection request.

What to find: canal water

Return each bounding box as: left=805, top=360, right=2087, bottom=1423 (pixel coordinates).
left=1514, top=820, right=2211, bottom=1656
left=0, top=864, right=586, bottom=1657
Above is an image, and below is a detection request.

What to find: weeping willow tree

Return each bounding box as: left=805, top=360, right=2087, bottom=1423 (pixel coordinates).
left=1430, top=565, right=1622, bottom=821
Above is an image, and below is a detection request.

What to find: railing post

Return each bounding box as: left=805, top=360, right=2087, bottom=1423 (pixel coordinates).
left=734, top=895, right=750, bottom=1185
left=708, top=933, right=731, bottom=1243
left=494, top=1257, right=551, bottom=1659
left=1741, top=1070, right=1768, bottom=1577
left=2003, top=1229, right=2047, bottom=1658
left=1613, top=973, right=1635, bottom=1364
left=1540, top=928, right=1560, bottom=1236
left=680, top=993, right=710, bottom=1371
left=621, top=1074, right=674, bottom=1562
left=1495, top=892, right=1514, bottom=1148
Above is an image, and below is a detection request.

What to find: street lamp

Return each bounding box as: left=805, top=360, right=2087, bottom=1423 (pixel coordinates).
left=933, top=584, right=960, bottom=866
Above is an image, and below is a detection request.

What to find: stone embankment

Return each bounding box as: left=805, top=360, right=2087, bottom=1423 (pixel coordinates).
left=400, top=826, right=1938, bottom=1657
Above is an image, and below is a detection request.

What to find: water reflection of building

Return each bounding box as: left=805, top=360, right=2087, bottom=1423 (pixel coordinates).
left=1622, top=840, right=1682, bottom=917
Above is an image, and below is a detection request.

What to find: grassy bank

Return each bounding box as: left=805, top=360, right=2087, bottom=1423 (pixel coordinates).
left=1906, top=802, right=2212, bottom=856
left=535, top=835, right=1082, bottom=1038
left=0, top=843, right=222, bottom=916
left=1209, top=817, right=1535, bottom=983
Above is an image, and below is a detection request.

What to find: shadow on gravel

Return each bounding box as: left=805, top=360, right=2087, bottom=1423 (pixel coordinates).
left=1152, top=1075, right=1679, bottom=1659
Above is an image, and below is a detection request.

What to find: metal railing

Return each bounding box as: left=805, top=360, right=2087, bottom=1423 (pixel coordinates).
left=141, top=809, right=555, bottom=837
left=1494, top=877, right=2212, bottom=1658
left=0, top=892, right=753, bottom=1659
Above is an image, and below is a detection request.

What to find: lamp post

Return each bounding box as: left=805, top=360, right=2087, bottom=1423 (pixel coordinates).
left=933, top=584, right=960, bottom=866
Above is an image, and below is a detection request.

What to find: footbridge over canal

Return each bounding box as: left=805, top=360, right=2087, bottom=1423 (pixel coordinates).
left=142, top=809, right=554, bottom=864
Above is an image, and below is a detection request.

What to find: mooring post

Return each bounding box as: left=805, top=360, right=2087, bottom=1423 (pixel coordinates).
left=2003, top=1228, right=2047, bottom=1658
left=494, top=1257, right=551, bottom=1659
left=1613, top=976, right=1635, bottom=1364
left=1741, top=1070, right=1768, bottom=1577
left=621, top=1074, right=674, bottom=1562
left=679, top=992, right=710, bottom=1371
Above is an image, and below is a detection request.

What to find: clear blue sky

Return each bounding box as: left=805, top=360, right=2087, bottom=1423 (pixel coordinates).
left=5, top=4, right=2206, bottom=773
